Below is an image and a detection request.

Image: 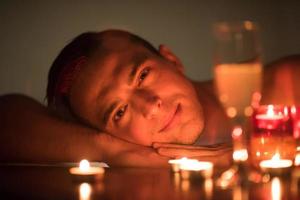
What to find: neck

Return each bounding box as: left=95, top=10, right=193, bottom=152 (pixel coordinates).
left=192, top=80, right=232, bottom=145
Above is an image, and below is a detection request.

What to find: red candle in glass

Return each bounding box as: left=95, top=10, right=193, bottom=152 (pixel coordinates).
left=251, top=105, right=296, bottom=168
left=253, top=105, right=293, bottom=135
left=291, top=106, right=300, bottom=139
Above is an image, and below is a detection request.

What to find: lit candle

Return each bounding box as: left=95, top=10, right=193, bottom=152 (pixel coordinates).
left=260, top=153, right=293, bottom=170
left=69, top=159, right=105, bottom=177
left=168, top=157, right=198, bottom=172
left=255, top=105, right=285, bottom=130
left=291, top=106, right=300, bottom=139
left=180, top=160, right=213, bottom=180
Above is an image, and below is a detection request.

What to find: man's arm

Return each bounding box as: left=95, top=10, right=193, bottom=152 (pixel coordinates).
left=0, top=94, right=168, bottom=167
left=262, top=54, right=300, bottom=105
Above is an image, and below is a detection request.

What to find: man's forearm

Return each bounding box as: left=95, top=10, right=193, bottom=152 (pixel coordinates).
left=0, top=94, right=105, bottom=163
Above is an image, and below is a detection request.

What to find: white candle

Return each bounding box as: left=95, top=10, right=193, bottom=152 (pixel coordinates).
left=168, top=157, right=198, bottom=172
left=69, top=159, right=105, bottom=176
left=260, top=153, right=293, bottom=169
left=180, top=160, right=213, bottom=179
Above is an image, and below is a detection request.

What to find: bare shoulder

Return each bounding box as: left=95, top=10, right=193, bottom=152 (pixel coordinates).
left=262, top=54, right=300, bottom=105
left=0, top=94, right=45, bottom=116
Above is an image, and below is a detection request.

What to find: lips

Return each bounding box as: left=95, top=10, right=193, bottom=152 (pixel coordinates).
left=159, top=104, right=181, bottom=133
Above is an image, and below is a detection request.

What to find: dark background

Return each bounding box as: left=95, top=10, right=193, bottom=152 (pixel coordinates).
left=1, top=0, right=299, bottom=102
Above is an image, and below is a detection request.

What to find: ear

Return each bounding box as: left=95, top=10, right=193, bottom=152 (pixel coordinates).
left=158, top=44, right=184, bottom=73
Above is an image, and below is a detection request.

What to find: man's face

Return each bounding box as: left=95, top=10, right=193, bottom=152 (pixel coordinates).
left=69, top=35, right=203, bottom=146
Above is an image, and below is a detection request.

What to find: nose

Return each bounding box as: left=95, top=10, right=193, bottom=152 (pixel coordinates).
left=133, top=90, right=162, bottom=119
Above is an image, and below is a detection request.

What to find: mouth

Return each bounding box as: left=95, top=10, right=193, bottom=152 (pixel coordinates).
left=159, top=103, right=181, bottom=133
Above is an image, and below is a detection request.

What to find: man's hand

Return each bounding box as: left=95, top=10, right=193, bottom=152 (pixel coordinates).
left=153, top=142, right=233, bottom=168
left=97, top=133, right=169, bottom=168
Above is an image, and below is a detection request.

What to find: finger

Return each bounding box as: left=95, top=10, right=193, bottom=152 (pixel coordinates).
left=157, top=147, right=232, bottom=158
left=153, top=142, right=232, bottom=150
left=153, top=143, right=199, bottom=149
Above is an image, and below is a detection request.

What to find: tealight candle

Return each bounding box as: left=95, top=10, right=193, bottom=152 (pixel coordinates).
left=180, top=160, right=213, bottom=180
left=69, top=159, right=105, bottom=177
left=260, top=153, right=293, bottom=175
left=255, top=105, right=285, bottom=130
left=168, top=157, right=198, bottom=172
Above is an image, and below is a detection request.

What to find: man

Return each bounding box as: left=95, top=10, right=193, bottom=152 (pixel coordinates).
left=47, top=30, right=232, bottom=146
left=0, top=30, right=298, bottom=167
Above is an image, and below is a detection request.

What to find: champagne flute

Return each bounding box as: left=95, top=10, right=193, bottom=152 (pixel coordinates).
left=213, top=20, right=263, bottom=130
left=213, top=21, right=263, bottom=167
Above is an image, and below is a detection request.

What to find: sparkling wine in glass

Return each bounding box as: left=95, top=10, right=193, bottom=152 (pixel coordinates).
left=213, top=21, right=263, bottom=128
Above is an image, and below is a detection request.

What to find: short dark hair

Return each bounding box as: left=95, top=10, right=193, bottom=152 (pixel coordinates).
left=46, top=30, right=159, bottom=107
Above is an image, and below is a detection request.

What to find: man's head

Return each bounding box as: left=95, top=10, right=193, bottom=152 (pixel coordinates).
left=47, top=30, right=204, bottom=146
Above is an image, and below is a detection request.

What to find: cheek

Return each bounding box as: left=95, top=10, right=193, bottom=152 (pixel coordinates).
left=113, top=116, right=155, bottom=146
left=127, top=117, right=155, bottom=146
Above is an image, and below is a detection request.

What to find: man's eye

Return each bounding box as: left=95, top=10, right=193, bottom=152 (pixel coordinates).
left=113, top=105, right=127, bottom=122
left=138, top=68, right=150, bottom=84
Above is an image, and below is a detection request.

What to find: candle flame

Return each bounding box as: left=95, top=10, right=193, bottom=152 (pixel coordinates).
left=295, top=153, right=300, bottom=166
left=291, top=106, right=297, bottom=114
left=79, top=159, right=90, bottom=171
left=271, top=153, right=280, bottom=161
left=267, top=105, right=275, bottom=116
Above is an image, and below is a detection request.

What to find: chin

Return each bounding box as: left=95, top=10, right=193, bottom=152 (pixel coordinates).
left=176, top=119, right=204, bottom=144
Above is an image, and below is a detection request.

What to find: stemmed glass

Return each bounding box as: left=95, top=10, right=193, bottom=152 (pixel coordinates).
left=213, top=21, right=263, bottom=141
left=213, top=21, right=263, bottom=186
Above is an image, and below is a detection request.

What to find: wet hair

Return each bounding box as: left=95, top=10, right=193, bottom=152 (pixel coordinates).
left=46, top=30, right=160, bottom=109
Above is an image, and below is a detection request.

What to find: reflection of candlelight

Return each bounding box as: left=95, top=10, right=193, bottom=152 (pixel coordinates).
left=216, top=166, right=238, bottom=189
left=204, top=178, right=213, bottom=200
left=69, top=159, right=105, bottom=176
left=232, top=126, right=248, bottom=163
left=79, top=182, right=92, bottom=200
left=173, top=172, right=181, bottom=190
left=260, top=153, right=293, bottom=169
left=271, top=177, right=281, bottom=200
left=181, top=179, right=190, bottom=192
left=233, top=184, right=248, bottom=200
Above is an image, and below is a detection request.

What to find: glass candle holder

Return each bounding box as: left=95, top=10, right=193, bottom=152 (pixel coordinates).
left=250, top=105, right=296, bottom=168
left=291, top=106, right=300, bottom=140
